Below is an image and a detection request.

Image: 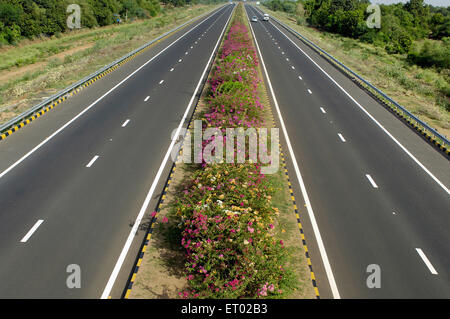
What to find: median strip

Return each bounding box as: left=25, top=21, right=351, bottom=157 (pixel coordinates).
left=127, top=3, right=317, bottom=299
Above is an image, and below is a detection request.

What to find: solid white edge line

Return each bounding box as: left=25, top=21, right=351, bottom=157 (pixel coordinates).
left=365, top=174, right=378, bottom=188
left=20, top=220, right=44, bottom=243
left=245, top=5, right=341, bottom=299
left=338, top=133, right=346, bottom=143
left=257, top=6, right=450, bottom=196
left=416, top=248, right=438, bottom=275
left=86, top=155, right=99, bottom=168
left=122, top=119, right=130, bottom=127
left=144, top=96, right=150, bottom=102
left=100, top=5, right=234, bottom=299
left=0, top=5, right=228, bottom=181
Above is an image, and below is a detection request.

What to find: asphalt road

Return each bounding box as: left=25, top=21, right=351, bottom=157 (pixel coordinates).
left=246, top=4, right=450, bottom=298
left=0, top=3, right=234, bottom=298
left=0, top=1, right=448, bottom=300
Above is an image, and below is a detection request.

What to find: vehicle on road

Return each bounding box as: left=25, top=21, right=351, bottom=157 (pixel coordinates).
left=263, top=13, right=269, bottom=21
left=251, top=16, right=258, bottom=22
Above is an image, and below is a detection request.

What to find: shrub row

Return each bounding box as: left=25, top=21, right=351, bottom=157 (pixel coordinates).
left=171, top=6, right=291, bottom=299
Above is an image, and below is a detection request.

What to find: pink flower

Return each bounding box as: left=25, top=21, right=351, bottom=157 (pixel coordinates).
left=151, top=211, right=157, bottom=217
left=247, top=226, right=254, bottom=233
left=162, top=216, right=168, bottom=223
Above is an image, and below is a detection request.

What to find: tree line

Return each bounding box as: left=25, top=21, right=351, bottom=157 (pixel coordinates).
left=0, top=0, right=223, bottom=45
left=264, top=0, right=449, bottom=69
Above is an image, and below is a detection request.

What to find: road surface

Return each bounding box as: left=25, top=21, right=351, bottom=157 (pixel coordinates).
left=0, top=3, right=234, bottom=298
left=246, top=4, right=450, bottom=299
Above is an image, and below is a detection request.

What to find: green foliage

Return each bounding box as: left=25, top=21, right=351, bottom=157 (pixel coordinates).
left=218, top=80, right=249, bottom=94
left=408, top=37, right=450, bottom=69
left=0, top=0, right=166, bottom=44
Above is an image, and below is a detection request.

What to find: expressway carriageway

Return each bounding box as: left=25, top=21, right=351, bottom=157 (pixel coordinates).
left=0, top=3, right=234, bottom=298
left=245, top=4, right=450, bottom=299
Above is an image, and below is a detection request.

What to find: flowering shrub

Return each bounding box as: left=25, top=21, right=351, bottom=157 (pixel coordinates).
left=172, top=5, right=290, bottom=298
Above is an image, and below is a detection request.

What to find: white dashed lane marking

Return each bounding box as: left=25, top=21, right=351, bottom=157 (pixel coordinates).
left=20, top=220, right=44, bottom=243
left=416, top=248, right=438, bottom=275
left=86, top=155, right=99, bottom=168
left=365, top=174, right=378, bottom=188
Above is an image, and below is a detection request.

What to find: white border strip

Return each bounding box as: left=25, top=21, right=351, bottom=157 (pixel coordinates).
left=245, top=5, right=341, bottom=299
left=100, top=4, right=235, bottom=299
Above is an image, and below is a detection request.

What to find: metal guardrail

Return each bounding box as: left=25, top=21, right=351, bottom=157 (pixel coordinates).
left=0, top=5, right=226, bottom=134
left=255, top=6, right=450, bottom=152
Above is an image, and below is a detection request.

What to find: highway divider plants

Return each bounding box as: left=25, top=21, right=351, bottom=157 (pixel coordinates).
left=171, top=4, right=294, bottom=299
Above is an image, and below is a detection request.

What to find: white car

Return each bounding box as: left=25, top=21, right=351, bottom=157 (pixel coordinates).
left=251, top=16, right=258, bottom=22
left=263, top=13, right=269, bottom=21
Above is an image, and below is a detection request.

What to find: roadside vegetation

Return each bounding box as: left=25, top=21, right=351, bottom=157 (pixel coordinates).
left=263, top=0, right=449, bottom=138
left=129, top=3, right=315, bottom=299
left=0, top=3, right=221, bottom=125
left=0, top=0, right=226, bottom=45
